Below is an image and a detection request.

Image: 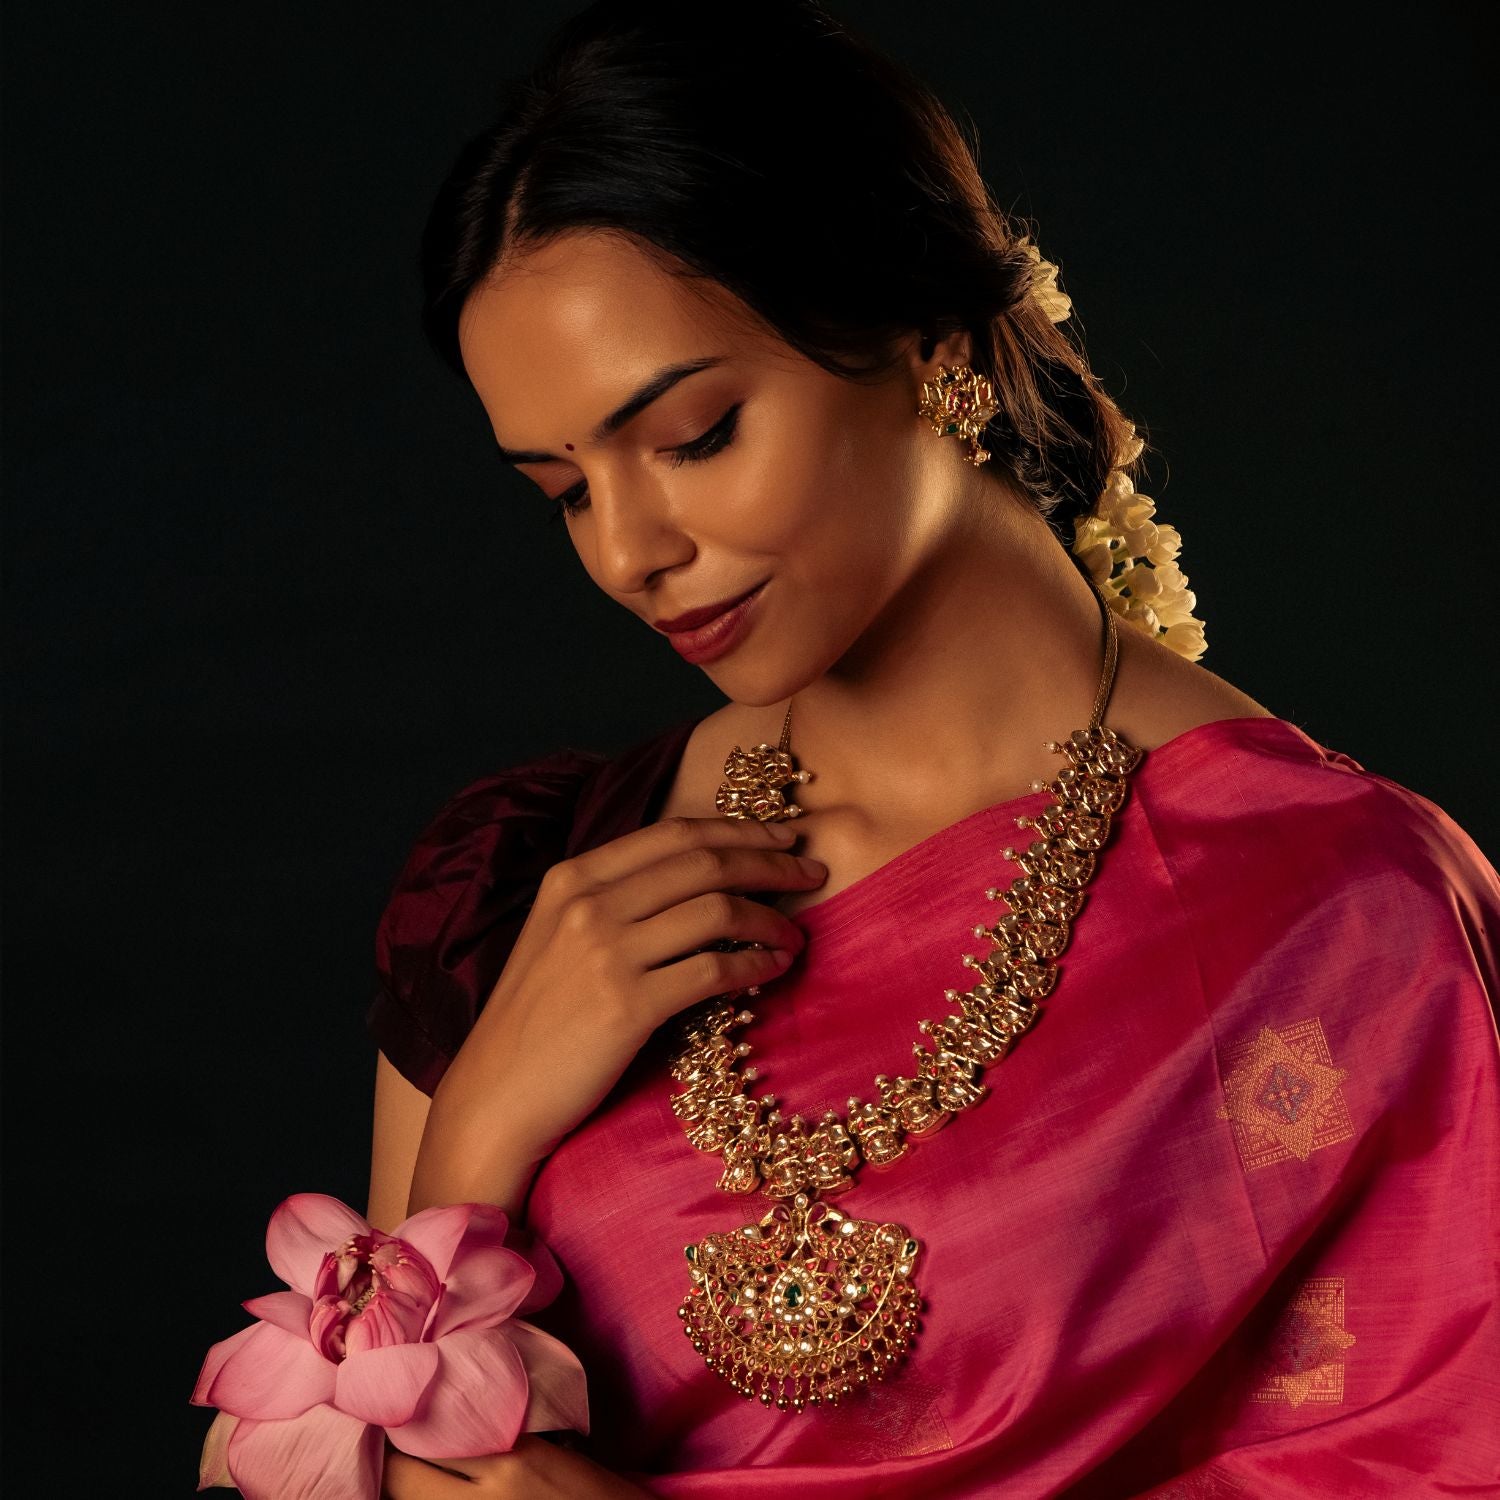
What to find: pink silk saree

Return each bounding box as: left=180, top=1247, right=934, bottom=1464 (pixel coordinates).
left=368, top=714, right=1500, bottom=1495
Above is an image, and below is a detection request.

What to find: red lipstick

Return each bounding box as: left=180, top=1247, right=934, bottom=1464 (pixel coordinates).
left=653, top=581, right=767, bottom=633
left=656, top=579, right=768, bottom=664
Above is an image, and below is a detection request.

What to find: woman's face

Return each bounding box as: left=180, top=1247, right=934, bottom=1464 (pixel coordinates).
left=457, top=229, right=978, bottom=704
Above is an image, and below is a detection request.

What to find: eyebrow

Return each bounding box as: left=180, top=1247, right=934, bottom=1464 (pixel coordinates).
left=494, top=357, right=726, bottom=464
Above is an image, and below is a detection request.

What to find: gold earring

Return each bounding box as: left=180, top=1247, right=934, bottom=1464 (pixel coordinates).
left=917, top=364, right=1000, bottom=467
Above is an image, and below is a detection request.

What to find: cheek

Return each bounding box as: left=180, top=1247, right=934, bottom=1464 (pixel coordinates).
left=815, top=399, right=928, bottom=562
left=710, top=398, right=914, bottom=562
left=696, top=423, right=822, bottom=552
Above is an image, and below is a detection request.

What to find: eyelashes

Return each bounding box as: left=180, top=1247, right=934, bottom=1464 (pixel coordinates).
left=546, top=402, right=744, bottom=524
left=665, top=399, right=744, bottom=469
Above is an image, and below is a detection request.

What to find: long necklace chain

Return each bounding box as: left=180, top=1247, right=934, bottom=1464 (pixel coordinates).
left=668, top=583, right=1142, bottom=1412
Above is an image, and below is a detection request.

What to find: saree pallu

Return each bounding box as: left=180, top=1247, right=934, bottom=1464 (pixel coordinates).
left=368, top=715, right=1500, bottom=1495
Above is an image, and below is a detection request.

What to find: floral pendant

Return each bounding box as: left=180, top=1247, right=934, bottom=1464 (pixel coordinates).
left=678, top=1191, right=921, bottom=1412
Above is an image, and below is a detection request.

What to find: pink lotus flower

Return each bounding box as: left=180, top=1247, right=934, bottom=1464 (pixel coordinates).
left=190, top=1193, right=589, bottom=1500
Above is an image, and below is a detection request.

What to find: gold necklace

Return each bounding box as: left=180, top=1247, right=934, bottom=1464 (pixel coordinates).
left=669, top=581, right=1142, bottom=1412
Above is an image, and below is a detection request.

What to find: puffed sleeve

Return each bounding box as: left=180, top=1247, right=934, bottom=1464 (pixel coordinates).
left=367, top=746, right=609, bottom=1097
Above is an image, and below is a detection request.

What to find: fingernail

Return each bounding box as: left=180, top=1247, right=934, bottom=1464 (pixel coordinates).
left=768, top=823, right=796, bottom=841
left=797, top=856, right=825, bottom=877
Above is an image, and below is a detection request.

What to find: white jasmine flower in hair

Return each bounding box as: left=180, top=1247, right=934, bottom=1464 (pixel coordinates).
left=1097, top=471, right=1159, bottom=553
left=1072, top=516, right=1120, bottom=586
left=1071, top=472, right=1208, bottom=662
left=1020, top=239, right=1073, bottom=323
left=1147, top=562, right=1197, bottom=626
left=1163, top=617, right=1207, bottom=660
left=1146, top=522, right=1182, bottom=566
left=1118, top=559, right=1165, bottom=608
left=1115, top=423, right=1146, bottom=468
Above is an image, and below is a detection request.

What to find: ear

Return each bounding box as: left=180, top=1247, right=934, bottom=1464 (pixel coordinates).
left=913, top=325, right=975, bottom=377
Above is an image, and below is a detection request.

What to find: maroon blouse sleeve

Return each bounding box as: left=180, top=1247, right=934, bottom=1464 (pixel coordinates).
left=367, top=712, right=704, bottom=1099
left=367, top=747, right=609, bottom=1097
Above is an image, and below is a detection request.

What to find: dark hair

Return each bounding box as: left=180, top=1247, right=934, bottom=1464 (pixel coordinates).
left=420, top=0, right=1148, bottom=549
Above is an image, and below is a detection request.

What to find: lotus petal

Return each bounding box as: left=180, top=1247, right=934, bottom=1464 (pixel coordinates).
left=191, top=1323, right=259, bottom=1407
left=384, top=1325, right=527, bottom=1460
left=196, top=1408, right=239, bottom=1489
left=335, top=1341, right=440, bottom=1427
left=242, top=1289, right=314, bottom=1339
left=508, top=1318, right=591, bottom=1435
left=226, top=1405, right=383, bottom=1500
left=391, top=1201, right=489, bottom=1283
left=268, top=1195, right=371, bottom=1298
left=207, top=1319, right=336, bottom=1421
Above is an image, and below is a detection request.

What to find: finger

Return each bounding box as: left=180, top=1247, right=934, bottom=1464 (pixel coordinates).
left=631, top=889, right=807, bottom=970
left=640, top=935, right=799, bottom=1018
left=382, top=1445, right=483, bottom=1496
left=562, top=813, right=799, bottom=890
left=610, top=842, right=826, bottom=925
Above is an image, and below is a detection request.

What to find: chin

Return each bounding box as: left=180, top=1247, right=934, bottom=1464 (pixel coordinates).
left=697, top=651, right=794, bottom=703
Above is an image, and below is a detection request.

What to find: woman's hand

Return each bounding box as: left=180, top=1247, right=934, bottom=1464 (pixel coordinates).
left=382, top=1434, right=653, bottom=1498
left=413, top=814, right=826, bottom=1209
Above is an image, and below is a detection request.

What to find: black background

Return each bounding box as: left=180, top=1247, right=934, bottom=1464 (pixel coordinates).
left=3, top=2, right=1495, bottom=1492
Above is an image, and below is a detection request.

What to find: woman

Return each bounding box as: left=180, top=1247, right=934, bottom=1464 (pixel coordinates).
left=366, top=1, right=1500, bottom=1495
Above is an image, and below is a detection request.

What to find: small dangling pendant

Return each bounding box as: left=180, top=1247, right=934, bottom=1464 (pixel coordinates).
left=715, top=701, right=813, bottom=824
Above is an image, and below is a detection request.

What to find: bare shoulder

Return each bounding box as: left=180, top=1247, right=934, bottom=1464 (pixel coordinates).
left=1108, top=621, right=1279, bottom=751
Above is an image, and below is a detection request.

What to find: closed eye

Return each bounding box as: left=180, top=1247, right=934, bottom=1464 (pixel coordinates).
left=664, top=401, right=742, bottom=468
left=546, top=402, right=744, bottom=523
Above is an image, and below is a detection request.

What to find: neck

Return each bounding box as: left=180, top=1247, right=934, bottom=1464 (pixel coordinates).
left=777, top=482, right=1113, bottom=817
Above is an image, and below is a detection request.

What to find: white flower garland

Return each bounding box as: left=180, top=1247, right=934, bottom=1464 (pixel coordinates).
left=1022, top=239, right=1209, bottom=662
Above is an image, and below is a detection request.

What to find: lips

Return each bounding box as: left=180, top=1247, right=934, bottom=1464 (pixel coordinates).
left=653, top=580, right=768, bottom=634
left=659, top=579, right=767, bottom=664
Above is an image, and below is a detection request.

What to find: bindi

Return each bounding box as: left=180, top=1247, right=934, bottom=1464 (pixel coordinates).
left=564, top=442, right=575, bottom=451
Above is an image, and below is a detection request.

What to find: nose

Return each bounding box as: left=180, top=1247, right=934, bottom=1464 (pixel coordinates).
left=586, top=472, right=694, bottom=598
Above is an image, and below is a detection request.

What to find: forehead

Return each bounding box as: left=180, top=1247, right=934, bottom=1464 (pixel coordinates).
left=458, top=231, right=757, bottom=443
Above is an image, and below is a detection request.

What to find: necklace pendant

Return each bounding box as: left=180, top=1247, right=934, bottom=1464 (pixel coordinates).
left=677, top=1191, right=922, bottom=1412
left=714, top=739, right=812, bottom=824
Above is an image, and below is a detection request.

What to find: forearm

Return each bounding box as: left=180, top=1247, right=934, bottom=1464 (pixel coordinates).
left=405, top=1063, right=551, bottom=1220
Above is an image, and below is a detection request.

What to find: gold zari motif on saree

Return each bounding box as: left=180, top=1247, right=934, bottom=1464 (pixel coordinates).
left=1215, top=1017, right=1353, bottom=1170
